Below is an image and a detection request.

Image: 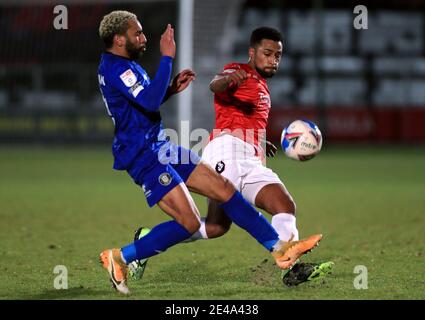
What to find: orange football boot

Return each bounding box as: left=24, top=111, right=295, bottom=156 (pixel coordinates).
left=272, top=234, right=323, bottom=270
left=99, top=249, right=130, bottom=294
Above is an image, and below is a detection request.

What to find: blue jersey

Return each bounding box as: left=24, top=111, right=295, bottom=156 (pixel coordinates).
left=98, top=52, right=173, bottom=170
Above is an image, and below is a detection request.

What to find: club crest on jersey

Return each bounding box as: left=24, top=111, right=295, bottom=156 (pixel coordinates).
left=215, top=161, right=225, bottom=174
left=159, top=173, right=172, bottom=186
left=120, top=69, right=137, bottom=87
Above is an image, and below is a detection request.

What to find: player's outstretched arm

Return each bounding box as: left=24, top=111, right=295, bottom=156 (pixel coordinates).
left=111, top=25, right=176, bottom=112
left=135, top=24, right=175, bottom=110
left=209, top=69, right=247, bottom=93
left=162, top=69, right=196, bottom=103
left=160, top=23, right=176, bottom=58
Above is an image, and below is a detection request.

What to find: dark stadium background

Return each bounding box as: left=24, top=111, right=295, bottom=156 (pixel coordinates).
left=0, top=0, right=424, bottom=302
left=1, top=0, right=425, bottom=145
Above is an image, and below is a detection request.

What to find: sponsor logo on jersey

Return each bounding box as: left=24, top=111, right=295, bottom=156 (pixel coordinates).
left=215, top=161, right=225, bottom=174
left=120, top=69, right=137, bottom=87
left=259, top=92, right=271, bottom=107
left=129, top=82, right=144, bottom=98
left=158, top=173, right=172, bottom=186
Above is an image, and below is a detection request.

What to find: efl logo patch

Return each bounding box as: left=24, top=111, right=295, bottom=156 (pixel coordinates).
left=215, top=161, right=225, bottom=174
left=159, top=173, right=172, bottom=186
left=120, top=69, right=137, bottom=87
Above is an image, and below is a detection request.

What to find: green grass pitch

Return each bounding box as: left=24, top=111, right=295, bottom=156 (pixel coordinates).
left=0, top=145, right=424, bottom=299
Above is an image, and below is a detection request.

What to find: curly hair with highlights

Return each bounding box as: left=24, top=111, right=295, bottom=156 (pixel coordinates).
left=99, top=10, right=137, bottom=48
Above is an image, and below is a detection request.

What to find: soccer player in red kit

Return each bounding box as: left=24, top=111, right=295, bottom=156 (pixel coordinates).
left=131, top=27, right=332, bottom=286
left=196, top=27, right=333, bottom=284
left=203, top=27, right=299, bottom=242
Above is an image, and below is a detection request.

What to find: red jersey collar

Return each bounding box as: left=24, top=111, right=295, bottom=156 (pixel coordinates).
left=240, top=63, right=266, bottom=82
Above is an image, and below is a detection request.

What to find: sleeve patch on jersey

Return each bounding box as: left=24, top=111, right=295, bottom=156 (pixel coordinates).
left=129, top=82, right=144, bottom=98
left=222, top=69, right=236, bottom=74
left=120, top=69, right=137, bottom=87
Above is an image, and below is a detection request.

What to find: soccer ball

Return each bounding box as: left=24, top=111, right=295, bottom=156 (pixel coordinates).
left=280, top=119, right=323, bottom=161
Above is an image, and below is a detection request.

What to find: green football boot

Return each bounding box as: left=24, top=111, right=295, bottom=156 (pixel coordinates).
left=282, top=260, right=334, bottom=287
left=128, top=227, right=151, bottom=280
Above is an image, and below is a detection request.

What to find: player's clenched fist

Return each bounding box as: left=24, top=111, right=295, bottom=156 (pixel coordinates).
left=225, top=69, right=248, bottom=87
left=160, top=24, right=176, bottom=58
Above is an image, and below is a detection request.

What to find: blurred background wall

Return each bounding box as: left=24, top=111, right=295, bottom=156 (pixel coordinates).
left=1, top=0, right=425, bottom=145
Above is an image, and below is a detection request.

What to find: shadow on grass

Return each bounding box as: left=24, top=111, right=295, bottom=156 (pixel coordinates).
left=20, top=286, right=118, bottom=300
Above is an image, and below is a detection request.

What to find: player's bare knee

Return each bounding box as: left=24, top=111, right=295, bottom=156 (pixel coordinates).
left=186, top=216, right=201, bottom=234
left=268, top=198, right=296, bottom=215
left=175, top=214, right=201, bottom=234
left=284, top=198, right=296, bottom=215
left=218, top=223, right=231, bottom=236
left=291, top=200, right=297, bottom=215
left=207, top=223, right=230, bottom=238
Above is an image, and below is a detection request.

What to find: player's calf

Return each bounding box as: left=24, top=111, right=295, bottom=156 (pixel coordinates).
left=158, top=183, right=201, bottom=234
left=205, top=221, right=230, bottom=238
left=255, top=183, right=297, bottom=215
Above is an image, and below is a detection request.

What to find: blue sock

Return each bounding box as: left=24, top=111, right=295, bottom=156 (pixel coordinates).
left=220, top=191, right=279, bottom=251
left=121, top=220, right=192, bottom=263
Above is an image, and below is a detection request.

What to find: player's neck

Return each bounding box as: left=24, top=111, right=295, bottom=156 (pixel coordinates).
left=247, top=61, right=264, bottom=79
left=106, top=47, right=131, bottom=60
left=247, top=60, right=256, bottom=71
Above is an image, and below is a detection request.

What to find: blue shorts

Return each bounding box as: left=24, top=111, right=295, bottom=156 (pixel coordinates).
left=127, top=142, right=201, bottom=207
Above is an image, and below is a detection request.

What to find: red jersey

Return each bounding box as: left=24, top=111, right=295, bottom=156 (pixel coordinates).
left=210, top=63, right=271, bottom=151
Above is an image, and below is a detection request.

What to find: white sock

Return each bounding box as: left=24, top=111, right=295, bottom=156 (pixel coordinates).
left=182, top=217, right=208, bottom=243
left=271, top=213, right=299, bottom=242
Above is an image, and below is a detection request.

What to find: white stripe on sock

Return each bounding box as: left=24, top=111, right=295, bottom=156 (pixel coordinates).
left=182, top=218, right=208, bottom=243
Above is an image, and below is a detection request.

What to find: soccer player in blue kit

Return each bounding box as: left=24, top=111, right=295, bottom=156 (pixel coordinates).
left=97, top=10, right=322, bottom=294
